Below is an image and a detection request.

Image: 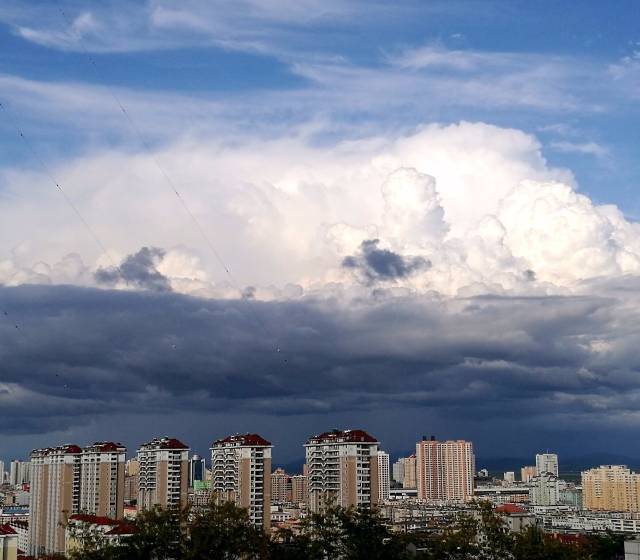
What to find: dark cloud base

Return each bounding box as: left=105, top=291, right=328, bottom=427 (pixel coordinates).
left=1, top=283, right=639, bottom=460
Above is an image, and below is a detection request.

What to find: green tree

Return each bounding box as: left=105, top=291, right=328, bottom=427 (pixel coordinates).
left=185, top=501, right=268, bottom=560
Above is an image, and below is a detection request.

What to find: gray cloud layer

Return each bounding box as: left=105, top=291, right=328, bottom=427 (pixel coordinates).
left=95, top=246, right=171, bottom=292
left=2, top=282, right=639, bottom=459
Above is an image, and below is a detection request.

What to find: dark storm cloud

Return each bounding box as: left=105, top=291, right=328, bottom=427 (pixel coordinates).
left=2, top=282, right=640, bottom=449
left=95, top=246, right=171, bottom=292
left=342, top=239, right=430, bottom=283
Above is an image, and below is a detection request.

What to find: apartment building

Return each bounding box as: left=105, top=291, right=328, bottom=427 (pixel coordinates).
left=79, top=442, right=126, bottom=519
left=536, top=453, right=559, bottom=476
left=305, top=429, right=380, bottom=513
left=378, top=451, right=390, bottom=502
left=416, top=437, right=475, bottom=503
left=582, top=465, right=640, bottom=512
left=137, top=437, right=189, bottom=511
left=271, top=468, right=292, bottom=503
left=210, top=434, right=272, bottom=530
left=28, top=444, right=82, bottom=557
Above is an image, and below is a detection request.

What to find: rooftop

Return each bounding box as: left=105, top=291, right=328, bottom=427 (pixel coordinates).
left=306, top=429, right=378, bottom=445
left=139, top=437, right=189, bottom=450
left=212, top=433, right=272, bottom=447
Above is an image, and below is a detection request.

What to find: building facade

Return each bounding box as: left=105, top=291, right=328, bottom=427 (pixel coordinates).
left=529, top=472, right=559, bottom=506
left=8, top=461, right=30, bottom=487
left=137, top=437, right=189, bottom=511
left=291, top=474, right=308, bottom=505
left=28, top=444, right=82, bottom=557
left=79, top=442, right=126, bottom=519
left=270, top=468, right=292, bottom=504
left=210, top=434, right=272, bottom=530
left=582, top=465, right=640, bottom=512
left=416, top=438, right=475, bottom=503
left=520, top=466, right=537, bottom=483
left=188, top=455, right=206, bottom=488
left=378, top=451, right=390, bottom=502
left=305, top=429, right=380, bottom=513
left=535, top=453, right=559, bottom=476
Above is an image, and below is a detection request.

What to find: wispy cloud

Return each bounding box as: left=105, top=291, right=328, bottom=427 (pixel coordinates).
left=549, top=140, right=609, bottom=159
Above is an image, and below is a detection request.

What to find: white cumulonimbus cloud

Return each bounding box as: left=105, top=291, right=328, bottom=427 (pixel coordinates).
left=1, top=120, right=638, bottom=298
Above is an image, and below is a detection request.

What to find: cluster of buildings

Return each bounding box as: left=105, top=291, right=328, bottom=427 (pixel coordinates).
left=4, top=432, right=640, bottom=558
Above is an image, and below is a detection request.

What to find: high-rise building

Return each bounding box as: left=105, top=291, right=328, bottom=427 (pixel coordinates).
left=305, top=429, right=380, bottom=513
left=535, top=453, right=559, bottom=476
left=377, top=451, right=390, bottom=502
left=403, top=455, right=417, bottom=489
left=529, top=472, right=559, bottom=505
left=521, top=466, right=537, bottom=483
left=0, top=461, right=4, bottom=484
left=29, top=444, right=82, bottom=557
left=416, top=437, right=475, bottom=503
left=392, top=458, right=405, bottom=485
left=271, top=468, right=292, bottom=503
left=9, top=460, right=31, bottom=487
left=210, top=434, right=272, bottom=530
left=137, top=437, right=189, bottom=511
left=28, top=442, right=126, bottom=557
left=582, top=465, right=640, bottom=512
left=291, top=474, right=308, bottom=505
left=124, top=458, right=139, bottom=505
left=79, top=442, right=126, bottom=519
left=189, top=454, right=206, bottom=488
left=504, top=471, right=515, bottom=483
left=125, top=459, right=139, bottom=477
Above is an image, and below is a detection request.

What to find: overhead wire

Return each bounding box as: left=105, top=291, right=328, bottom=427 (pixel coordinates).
left=59, top=8, right=243, bottom=295
left=57, top=9, right=286, bottom=356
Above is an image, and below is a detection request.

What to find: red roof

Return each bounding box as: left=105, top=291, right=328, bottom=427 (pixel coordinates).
left=495, top=504, right=526, bottom=514
left=86, top=441, right=125, bottom=453
left=104, top=524, right=136, bottom=536
left=213, top=433, right=272, bottom=447
left=0, top=525, right=17, bottom=535
left=306, top=429, right=378, bottom=445
left=69, top=514, right=118, bottom=526
left=140, top=437, right=189, bottom=450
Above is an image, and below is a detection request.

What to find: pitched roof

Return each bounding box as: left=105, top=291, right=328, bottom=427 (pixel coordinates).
left=212, top=433, right=271, bottom=447
left=0, top=524, right=17, bottom=535
left=306, top=429, right=378, bottom=445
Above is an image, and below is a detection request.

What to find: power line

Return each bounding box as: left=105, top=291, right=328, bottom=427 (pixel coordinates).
left=0, top=100, right=121, bottom=273
left=59, top=8, right=242, bottom=295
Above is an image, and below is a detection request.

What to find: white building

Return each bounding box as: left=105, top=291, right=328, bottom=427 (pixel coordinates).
left=392, top=459, right=405, bottom=485
left=535, top=453, right=559, bottom=476
left=9, top=461, right=30, bottom=487
left=530, top=472, right=559, bottom=506
left=378, top=451, right=390, bottom=502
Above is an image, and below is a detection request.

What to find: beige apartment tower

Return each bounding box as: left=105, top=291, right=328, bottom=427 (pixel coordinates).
left=137, top=437, right=189, bottom=511
left=29, top=441, right=127, bottom=557
left=210, top=434, right=272, bottom=530
left=582, top=465, right=640, bottom=512
left=29, top=445, right=82, bottom=557
left=305, top=429, right=380, bottom=513
left=416, top=437, right=475, bottom=503
left=79, top=442, right=126, bottom=519
left=271, top=468, right=292, bottom=503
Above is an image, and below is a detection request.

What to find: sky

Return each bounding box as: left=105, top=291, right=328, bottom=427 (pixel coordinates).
left=1, top=0, right=640, bottom=467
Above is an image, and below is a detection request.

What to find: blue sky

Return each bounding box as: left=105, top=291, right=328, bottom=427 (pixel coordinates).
left=3, top=1, right=640, bottom=463
left=1, top=0, right=639, bottom=211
